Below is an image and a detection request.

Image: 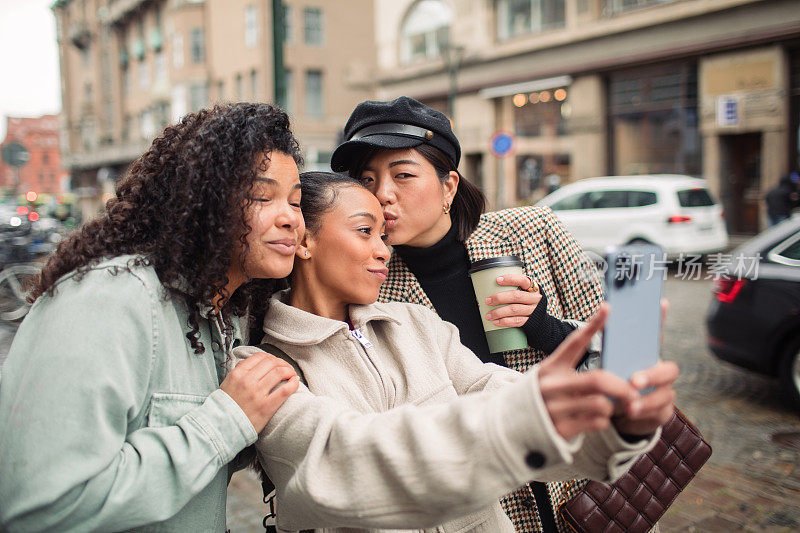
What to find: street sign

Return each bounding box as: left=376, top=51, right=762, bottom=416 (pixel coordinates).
left=2, top=142, right=30, bottom=168
left=490, top=132, right=515, bottom=158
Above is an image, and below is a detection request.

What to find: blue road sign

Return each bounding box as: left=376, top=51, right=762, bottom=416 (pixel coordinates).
left=490, top=132, right=515, bottom=157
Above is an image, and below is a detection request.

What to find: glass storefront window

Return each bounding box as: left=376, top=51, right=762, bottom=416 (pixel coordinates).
left=496, top=0, right=565, bottom=41
left=608, top=63, right=701, bottom=176
left=513, top=88, right=569, bottom=137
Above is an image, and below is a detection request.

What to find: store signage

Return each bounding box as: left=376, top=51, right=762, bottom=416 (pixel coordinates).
left=717, top=96, right=739, bottom=127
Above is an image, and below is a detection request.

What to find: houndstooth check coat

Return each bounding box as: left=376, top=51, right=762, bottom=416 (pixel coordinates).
left=378, top=205, right=604, bottom=533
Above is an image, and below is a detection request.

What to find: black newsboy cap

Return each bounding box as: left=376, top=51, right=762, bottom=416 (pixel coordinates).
left=330, top=96, right=461, bottom=172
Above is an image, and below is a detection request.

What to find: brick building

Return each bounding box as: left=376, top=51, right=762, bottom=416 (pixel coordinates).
left=0, top=115, right=69, bottom=196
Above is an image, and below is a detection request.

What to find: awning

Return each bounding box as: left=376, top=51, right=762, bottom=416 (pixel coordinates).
left=479, top=75, right=573, bottom=99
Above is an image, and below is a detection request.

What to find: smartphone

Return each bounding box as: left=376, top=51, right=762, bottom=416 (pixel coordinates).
left=601, top=244, right=664, bottom=389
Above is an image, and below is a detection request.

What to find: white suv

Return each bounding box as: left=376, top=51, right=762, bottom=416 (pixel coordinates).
left=537, top=175, right=729, bottom=257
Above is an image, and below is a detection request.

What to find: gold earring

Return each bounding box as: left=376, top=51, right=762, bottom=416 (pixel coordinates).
left=443, top=202, right=451, bottom=214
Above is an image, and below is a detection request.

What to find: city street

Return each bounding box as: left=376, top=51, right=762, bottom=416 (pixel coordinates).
left=1, top=274, right=798, bottom=532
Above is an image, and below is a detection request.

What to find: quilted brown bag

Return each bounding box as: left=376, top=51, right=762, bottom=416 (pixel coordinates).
left=558, top=407, right=712, bottom=533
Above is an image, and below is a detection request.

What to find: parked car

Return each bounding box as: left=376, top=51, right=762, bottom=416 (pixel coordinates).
left=537, top=175, right=729, bottom=257
left=706, top=215, right=800, bottom=407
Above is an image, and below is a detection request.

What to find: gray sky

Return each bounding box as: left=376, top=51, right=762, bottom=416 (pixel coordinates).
left=0, top=0, right=61, bottom=140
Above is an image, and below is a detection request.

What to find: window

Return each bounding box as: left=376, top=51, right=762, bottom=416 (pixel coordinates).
left=217, top=80, right=224, bottom=101
left=496, top=0, right=566, bottom=41
left=400, top=0, right=452, bottom=64
left=283, top=5, right=293, bottom=43
left=122, top=67, right=131, bottom=96
left=189, top=83, right=208, bottom=111
left=768, top=232, right=800, bottom=267
left=154, top=51, right=167, bottom=83
left=190, top=28, right=205, bottom=63
left=513, top=87, right=569, bottom=137
left=250, top=69, right=259, bottom=100
left=245, top=5, right=259, bottom=48
left=603, top=0, right=677, bottom=16
left=171, top=84, right=187, bottom=123
left=608, top=63, right=700, bottom=176
left=305, top=70, right=323, bottom=117
left=551, top=193, right=589, bottom=211
left=138, top=60, right=150, bottom=89
left=140, top=110, right=155, bottom=139
left=677, top=188, right=714, bottom=207
left=282, top=69, right=294, bottom=113
left=586, top=190, right=628, bottom=209
left=172, top=33, right=184, bottom=68
left=236, top=73, right=243, bottom=100
left=629, top=190, right=658, bottom=207
left=304, top=7, right=323, bottom=45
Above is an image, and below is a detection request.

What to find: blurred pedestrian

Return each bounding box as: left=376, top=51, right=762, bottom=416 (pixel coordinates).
left=0, top=103, right=301, bottom=531
left=766, top=162, right=800, bottom=226
left=329, top=96, right=630, bottom=532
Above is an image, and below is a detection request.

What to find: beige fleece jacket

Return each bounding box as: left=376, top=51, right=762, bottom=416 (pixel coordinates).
left=232, top=293, right=658, bottom=533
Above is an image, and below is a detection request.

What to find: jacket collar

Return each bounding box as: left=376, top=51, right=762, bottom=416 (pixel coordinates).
left=381, top=213, right=518, bottom=304
left=263, top=290, right=401, bottom=345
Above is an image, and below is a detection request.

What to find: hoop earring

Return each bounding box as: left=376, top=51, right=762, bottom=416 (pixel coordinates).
left=443, top=202, right=451, bottom=214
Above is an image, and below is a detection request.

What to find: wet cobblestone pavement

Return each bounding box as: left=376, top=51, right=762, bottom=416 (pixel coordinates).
left=657, top=276, right=800, bottom=532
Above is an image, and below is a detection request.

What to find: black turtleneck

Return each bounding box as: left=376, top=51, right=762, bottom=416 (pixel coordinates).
left=393, top=224, right=576, bottom=366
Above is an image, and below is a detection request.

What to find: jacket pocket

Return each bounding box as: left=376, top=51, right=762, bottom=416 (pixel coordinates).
left=146, top=392, right=206, bottom=428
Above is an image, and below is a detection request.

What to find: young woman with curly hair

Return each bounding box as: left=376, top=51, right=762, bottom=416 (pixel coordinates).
left=0, top=102, right=302, bottom=532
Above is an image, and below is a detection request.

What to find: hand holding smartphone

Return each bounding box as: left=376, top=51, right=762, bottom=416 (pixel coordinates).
left=601, top=244, right=665, bottom=392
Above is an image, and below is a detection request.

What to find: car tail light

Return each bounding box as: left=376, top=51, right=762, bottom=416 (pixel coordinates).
left=668, top=215, right=692, bottom=223
left=713, top=276, right=746, bottom=303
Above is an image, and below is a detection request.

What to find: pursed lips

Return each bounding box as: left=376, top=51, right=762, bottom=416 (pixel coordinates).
left=383, top=211, right=398, bottom=229
left=266, top=238, right=297, bottom=255
left=368, top=267, right=389, bottom=281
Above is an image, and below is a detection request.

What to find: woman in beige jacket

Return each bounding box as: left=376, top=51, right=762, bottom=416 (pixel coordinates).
left=233, top=172, right=679, bottom=533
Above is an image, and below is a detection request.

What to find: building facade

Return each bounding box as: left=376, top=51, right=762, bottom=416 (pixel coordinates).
left=375, top=0, right=800, bottom=234
left=0, top=115, right=69, bottom=196
left=52, top=0, right=376, bottom=219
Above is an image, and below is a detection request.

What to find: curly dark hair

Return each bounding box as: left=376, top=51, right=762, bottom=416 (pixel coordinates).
left=31, top=102, right=303, bottom=353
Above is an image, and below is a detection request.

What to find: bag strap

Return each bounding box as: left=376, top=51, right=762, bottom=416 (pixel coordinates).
left=259, top=341, right=307, bottom=385
left=255, top=342, right=310, bottom=533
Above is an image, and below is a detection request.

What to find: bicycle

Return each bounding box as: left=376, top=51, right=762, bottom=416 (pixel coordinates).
left=0, top=263, right=41, bottom=322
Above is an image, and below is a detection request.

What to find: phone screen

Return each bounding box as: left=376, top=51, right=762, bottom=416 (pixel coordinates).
left=601, top=244, right=664, bottom=387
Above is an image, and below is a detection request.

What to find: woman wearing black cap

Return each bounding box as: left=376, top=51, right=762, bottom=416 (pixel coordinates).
left=330, top=96, right=675, bottom=532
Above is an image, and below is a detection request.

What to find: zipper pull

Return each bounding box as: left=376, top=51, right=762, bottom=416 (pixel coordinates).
left=351, top=328, right=374, bottom=349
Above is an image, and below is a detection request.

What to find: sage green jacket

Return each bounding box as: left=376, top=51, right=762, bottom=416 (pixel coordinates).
left=0, top=255, right=257, bottom=532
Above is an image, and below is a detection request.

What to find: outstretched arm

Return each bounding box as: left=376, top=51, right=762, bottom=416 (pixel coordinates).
left=241, top=307, right=668, bottom=532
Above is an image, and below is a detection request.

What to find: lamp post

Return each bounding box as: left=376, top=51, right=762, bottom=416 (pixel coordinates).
left=272, top=0, right=286, bottom=109
left=441, top=41, right=465, bottom=121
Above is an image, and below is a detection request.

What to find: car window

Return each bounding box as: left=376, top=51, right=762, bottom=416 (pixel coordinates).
left=550, top=193, right=589, bottom=211
left=677, top=188, right=714, bottom=207
left=587, top=190, right=628, bottom=209
left=768, top=231, right=800, bottom=266
left=629, top=191, right=657, bottom=207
